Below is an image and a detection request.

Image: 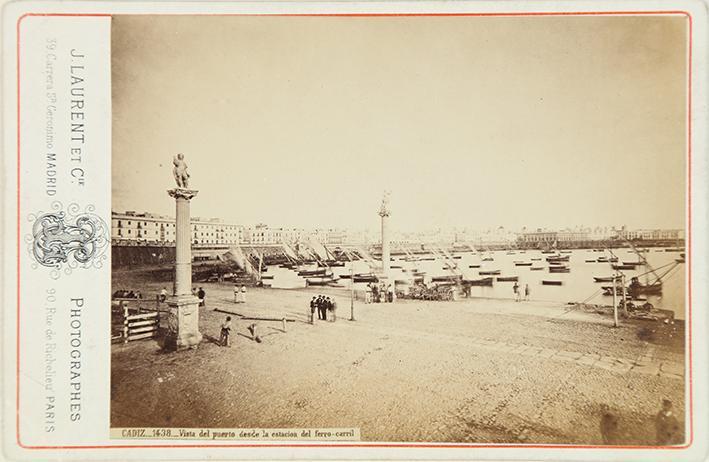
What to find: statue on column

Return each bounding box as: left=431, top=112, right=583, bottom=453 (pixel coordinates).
left=379, top=190, right=391, bottom=217
left=173, top=153, right=190, bottom=189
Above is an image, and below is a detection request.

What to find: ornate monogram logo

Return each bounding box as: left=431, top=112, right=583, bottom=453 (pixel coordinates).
left=26, top=202, right=109, bottom=279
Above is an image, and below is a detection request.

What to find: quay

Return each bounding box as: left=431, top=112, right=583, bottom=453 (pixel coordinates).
left=111, top=275, right=685, bottom=445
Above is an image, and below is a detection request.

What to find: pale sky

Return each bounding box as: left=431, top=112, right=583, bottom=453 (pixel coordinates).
left=112, top=15, right=687, bottom=232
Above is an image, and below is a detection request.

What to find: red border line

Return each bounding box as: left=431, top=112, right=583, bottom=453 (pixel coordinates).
left=15, top=10, right=694, bottom=451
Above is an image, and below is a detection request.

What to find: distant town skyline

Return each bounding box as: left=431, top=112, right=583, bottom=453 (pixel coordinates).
left=113, top=15, right=688, bottom=233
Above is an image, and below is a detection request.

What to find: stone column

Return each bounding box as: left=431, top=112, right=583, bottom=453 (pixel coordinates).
left=166, top=188, right=202, bottom=350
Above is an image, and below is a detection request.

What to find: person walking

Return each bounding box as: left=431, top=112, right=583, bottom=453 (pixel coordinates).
left=197, top=287, right=206, bottom=307
left=524, top=284, right=530, bottom=301
left=513, top=282, right=520, bottom=302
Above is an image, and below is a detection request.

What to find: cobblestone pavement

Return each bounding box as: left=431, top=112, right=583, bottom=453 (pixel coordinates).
left=111, top=282, right=686, bottom=445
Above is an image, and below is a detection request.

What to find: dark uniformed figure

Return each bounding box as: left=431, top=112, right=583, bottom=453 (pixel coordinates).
left=655, top=399, right=681, bottom=445
left=316, top=296, right=324, bottom=320
left=321, top=296, right=329, bottom=321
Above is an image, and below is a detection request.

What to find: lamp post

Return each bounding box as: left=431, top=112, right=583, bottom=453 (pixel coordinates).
left=349, top=265, right=355, bottom=321
left=612, top=273, right=618, bottom=328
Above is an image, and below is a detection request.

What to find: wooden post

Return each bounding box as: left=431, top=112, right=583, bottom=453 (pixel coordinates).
left=621, top=273, right=628, bottom=317
left=612, top=274, right=618, bottom=328
left=282, top=317, right=287, bottom=332
left=349, top=266, right=355, bottom=321
left=123, top=302, right=129, bottom=343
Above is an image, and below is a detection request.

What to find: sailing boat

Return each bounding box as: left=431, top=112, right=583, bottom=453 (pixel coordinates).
left=541, top=239, right=558, bottom=254
left=613, top=232, right=681, bottom=295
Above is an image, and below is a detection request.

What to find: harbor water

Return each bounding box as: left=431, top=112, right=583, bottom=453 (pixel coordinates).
left=263, top=248, right=686, bottom=320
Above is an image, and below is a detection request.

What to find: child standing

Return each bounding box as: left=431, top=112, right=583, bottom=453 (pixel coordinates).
left=220, top=316, right=232, bottom=347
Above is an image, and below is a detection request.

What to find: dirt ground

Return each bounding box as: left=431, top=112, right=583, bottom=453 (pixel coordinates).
left=111, top=277, right=686, bottom=445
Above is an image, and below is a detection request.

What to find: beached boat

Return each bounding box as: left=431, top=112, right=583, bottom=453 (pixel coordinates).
left=629, top=277, right=663, bottom=295
left=432, top=275, right=462, bottom=283
left=542, top=280, right=563, bottom=285
left=306, top=276, right=337, bottom=286
left=479, top=270, right=501, bottom=275
left=496, top=276, right=519, bottom=282
left=464, top=277, right=494, bottom=286
left=549, top=266, right=570, bottom=273
left=353, top=273, right=378, bottom=283
left=514, top=262, right=533, bottom=266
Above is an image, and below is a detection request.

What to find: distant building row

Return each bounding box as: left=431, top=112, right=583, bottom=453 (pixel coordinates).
left=112, top=211, right=683, bottom=248
left=111, top=211, right=362, bottom=247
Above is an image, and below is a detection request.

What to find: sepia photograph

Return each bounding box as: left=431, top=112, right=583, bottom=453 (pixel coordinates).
left=109, top=14, right=688, bottom=445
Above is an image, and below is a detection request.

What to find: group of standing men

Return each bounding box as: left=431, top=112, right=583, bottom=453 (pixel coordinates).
left=365, top=282, right=395, bottom=303
left=512, top=282, right=530, bottom=302
left=310, top=295, right=337, bottom=322
left=233, top=284, right=248, bottom=303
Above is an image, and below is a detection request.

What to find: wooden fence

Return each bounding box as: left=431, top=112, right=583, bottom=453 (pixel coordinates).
left=112, top=298, right=161, bottom=343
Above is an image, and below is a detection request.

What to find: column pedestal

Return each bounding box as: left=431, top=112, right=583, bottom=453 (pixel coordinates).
left=165, top=295, right=202, bottom=350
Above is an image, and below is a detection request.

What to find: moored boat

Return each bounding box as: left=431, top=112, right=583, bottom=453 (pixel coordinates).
left=542, top=280, right=563, bottom=285
left=497, top=276, right=519, bottom=282
left=514, top=262, right=533, bottom=266
left=306, top=276, right=337, bottom=286
left=464, top=277, right=494, bottom=286
left=479, top=269, right=502, bottom=275
left=549, top=266, right=570, bottom=273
